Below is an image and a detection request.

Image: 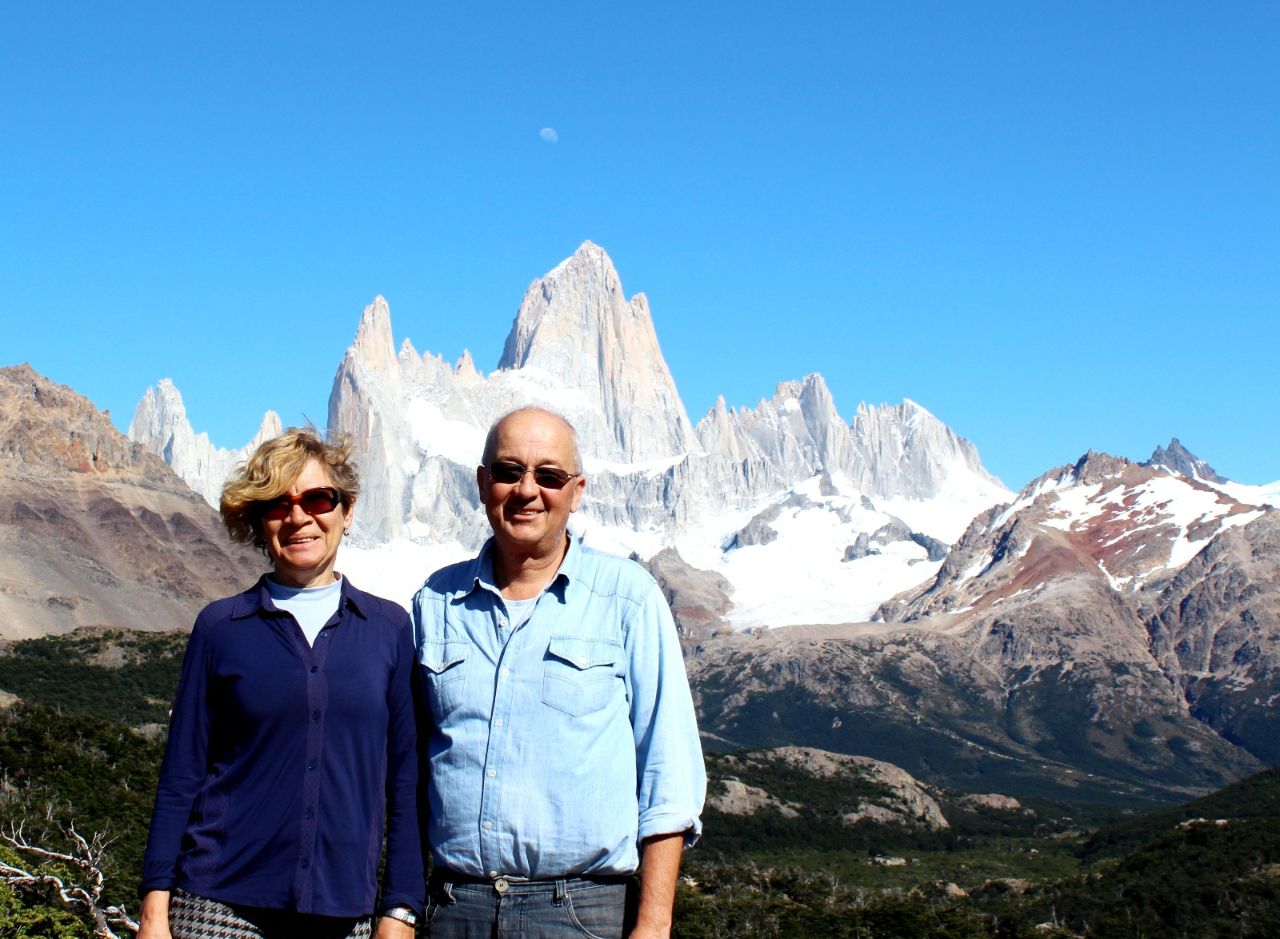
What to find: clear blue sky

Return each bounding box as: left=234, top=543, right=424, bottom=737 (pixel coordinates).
left=3, top=2, right=1277, bottom=489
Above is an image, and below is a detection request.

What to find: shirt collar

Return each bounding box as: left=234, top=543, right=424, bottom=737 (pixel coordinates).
left=230, top=573, right=370, bottom=620
left=453, top=534, right=581, bottom=604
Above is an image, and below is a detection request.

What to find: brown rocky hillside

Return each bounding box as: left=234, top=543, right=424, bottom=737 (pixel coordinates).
left=0, top=364, right=260, bottom=640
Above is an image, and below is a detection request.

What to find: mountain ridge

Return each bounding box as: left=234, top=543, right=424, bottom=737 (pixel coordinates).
left=109, top=244, right=1280, bottom=801
left=0, top=364, right=261, bottom=641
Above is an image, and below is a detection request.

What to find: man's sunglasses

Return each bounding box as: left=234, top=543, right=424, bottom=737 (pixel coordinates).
left=257, top=487, right=342, bottom=521
left=487, top=460, right=580, bottom=489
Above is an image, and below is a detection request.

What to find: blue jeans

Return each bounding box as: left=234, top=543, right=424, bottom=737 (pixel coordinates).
left=425, top=872, right=630, bottom=938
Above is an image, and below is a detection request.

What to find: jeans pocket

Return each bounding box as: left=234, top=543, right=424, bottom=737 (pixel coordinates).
left=564, top=883, right=626, bottom=939
left=423, top=898, right=441, bottom=927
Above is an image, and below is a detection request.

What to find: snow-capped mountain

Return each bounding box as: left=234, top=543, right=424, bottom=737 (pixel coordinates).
left=687, top=452, right=1277, bottom=801
left=877, top=451, right=1268, bottom=621
left=131, top=241, right=1012, bottom=623
left=326, top=243, right=1013, bottom=619
left=1146, top=436, right=1280, bottom=514
left=109, top=241, right=1280, bottom=800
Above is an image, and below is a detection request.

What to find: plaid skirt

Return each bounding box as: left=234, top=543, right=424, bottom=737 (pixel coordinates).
left=169, top=888, right=373, bottom=939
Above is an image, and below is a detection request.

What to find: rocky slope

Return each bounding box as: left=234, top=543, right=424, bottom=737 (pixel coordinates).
left=685, top=452, right=1275, bottom=800
left=1140, top=510, right=1280, bottom=763
left=0, top=364, right=260, bottom=640
left=707, top=745, right=950, bottom=832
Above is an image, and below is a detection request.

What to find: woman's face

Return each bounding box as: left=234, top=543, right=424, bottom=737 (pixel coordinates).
left=259, top=458, right=352, bottom=588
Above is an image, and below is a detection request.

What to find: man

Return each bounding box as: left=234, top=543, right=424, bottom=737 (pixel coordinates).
left=412, top=407, right=705, bottom=938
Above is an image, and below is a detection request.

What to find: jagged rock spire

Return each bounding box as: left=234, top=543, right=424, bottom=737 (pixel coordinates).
left=499, top=241, right=697, bottom=461
left=1146, top=437, right=1227, bottom=484
left=129, top=378, right=281, bottom=506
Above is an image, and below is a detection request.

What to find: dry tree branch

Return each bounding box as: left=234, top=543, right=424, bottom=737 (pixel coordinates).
left=1, top=819, right=138, bottom=937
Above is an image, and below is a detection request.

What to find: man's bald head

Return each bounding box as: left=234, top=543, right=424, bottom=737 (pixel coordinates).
left=481, top=407, right=582, bottom=472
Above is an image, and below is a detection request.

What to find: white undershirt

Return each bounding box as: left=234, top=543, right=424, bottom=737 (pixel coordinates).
left=503, top=595, right=539, bottom=631
left=265, top=575, right=343, bottom=646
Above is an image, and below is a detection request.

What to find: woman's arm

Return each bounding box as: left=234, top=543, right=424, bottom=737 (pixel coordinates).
left=376, top=617, right=425, bottom=915
left=139, top=620, right=213, bottom=896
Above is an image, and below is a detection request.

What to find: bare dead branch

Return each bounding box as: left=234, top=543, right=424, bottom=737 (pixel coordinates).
left=1, top=819, right=137, bottom=936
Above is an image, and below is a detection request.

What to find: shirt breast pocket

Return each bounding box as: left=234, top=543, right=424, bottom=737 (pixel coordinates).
left=419, top=640, right=469, bottom=721
left=541, top=636, right=623, bottom=718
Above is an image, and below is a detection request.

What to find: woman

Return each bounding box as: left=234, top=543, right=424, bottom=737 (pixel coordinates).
left=138, top=429, right=421, bottom=939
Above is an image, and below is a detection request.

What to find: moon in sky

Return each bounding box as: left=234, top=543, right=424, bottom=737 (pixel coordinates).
left=539, top=127, right=558, bottom=143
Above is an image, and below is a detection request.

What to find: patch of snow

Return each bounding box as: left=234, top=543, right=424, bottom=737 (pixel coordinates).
left=1217, top=479, right=1280, bottom=507
left=1096, top=558, right=1126, bottom=592
left=586, top=453, right=688, bottom=476
left=405, top=399, right=485, bottom=466
left=959, top=555, right=990, bottom=584
left=995, top=473, right=1074, bottom=528
left=1126, top=476, right=1262, bottom=572
left=878, top=489, right=1000, bottom=544
left=1166, top=508, right=1262, bottom=571
left=794, top=474, right=831, bottom=500
left=576, top=518, right=666, bottom=561
left=338, top=539, right=474, bottom=610
left=1040, top=483, right=1104, bottom=531
left=716, top=503, right=940, bottom=628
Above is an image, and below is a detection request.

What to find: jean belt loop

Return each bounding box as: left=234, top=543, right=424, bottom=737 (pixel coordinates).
left=553, top=878, right=568, bottom=904
left=442, top=880, right=456, bottom=904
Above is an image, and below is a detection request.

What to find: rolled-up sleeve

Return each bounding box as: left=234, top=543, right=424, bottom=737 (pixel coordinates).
left=625, top=583, right=706, bottom=846
left=140, top=616, right=212, bottom=893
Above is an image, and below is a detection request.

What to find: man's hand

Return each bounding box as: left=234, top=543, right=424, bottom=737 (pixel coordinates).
left=374, top=913, right=417, bottom=939
left=626, top=831, right=685, bottom=939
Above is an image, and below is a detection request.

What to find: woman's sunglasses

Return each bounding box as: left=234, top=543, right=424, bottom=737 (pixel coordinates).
left=257, top=487, right=342, bottom=521
left=487, top=460, right=580, bottom=489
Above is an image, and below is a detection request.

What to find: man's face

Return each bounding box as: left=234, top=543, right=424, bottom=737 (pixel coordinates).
left=477, top=410, right=586, bottom=561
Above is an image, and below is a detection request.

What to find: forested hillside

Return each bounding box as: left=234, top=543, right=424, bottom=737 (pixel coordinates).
left=1, top=629, right=1277, bottom=937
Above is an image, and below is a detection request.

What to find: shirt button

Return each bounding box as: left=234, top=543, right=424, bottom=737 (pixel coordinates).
left=300, top=859, right=310, bottom=869
left=312, top=710, right=321, bottom=721
left=494, top=718, right=504, bottom=726
left=304, top=808, right=314, bottom=819
left=307, top=760, right=317, bottom=770
left=500, top=667, right=510, bottom=678
left=310, top=665, right=318, bottom=674
left=577, top=657, right=588, bottom=666
left=489, top=870, right=497, bottom=878
left=487, top=769, right=496, bottom=777
left=483, top=820, right=493, bottom=830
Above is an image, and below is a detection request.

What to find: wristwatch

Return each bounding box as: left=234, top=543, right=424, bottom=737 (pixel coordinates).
left=380, top=906, right=418, bottom=927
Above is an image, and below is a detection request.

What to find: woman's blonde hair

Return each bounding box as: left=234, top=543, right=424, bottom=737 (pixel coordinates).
left=220, top=428, right=360, bottom=550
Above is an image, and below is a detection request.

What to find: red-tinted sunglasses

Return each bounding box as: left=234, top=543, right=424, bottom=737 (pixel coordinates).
left=487, top=460, right=580, bottom=489
left=257, top=487, right=342, bottom=521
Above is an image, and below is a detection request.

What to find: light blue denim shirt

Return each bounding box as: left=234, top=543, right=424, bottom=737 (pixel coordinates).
left=412, top=535, right=705, bottom=879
